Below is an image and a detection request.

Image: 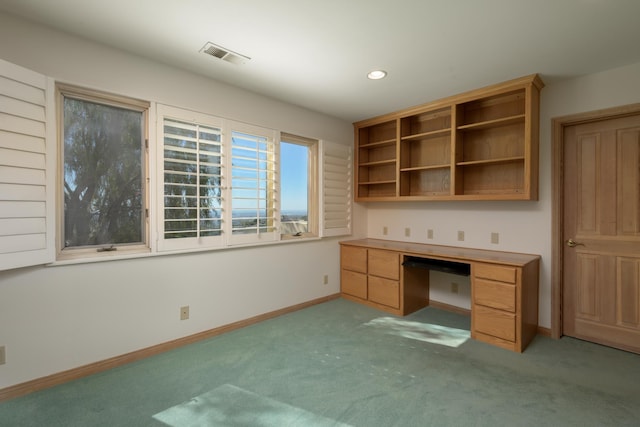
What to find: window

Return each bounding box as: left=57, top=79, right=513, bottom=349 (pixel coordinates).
left=156, top=107, right=351, bottom=252
left=57, top=85, right=149, bottom=257
left=280, top=133, right=318, bottom=238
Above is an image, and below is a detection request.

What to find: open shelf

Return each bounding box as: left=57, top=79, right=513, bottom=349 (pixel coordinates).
left=358, top=181, right=397, bottom=198
left=456, top=161, right=525, bottom=196
left=400, top=167, right=451, bottom=197
left=358, top=120, right=396, bottom=146
left=457, top=89, right=525, bottom=127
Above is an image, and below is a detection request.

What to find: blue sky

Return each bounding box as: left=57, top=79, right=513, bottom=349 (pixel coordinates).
left=280, top=142, right=308, bottom=213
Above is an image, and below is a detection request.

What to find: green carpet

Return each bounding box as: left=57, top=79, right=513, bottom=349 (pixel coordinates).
left=1, top=299, right=639, bottom=426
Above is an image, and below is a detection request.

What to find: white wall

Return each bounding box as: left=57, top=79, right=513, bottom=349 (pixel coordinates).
left=2, top=10, right=640, bottom=390
left=0, top=13, right=365, bottom=389
left=365, top=60, right=640, bottom=328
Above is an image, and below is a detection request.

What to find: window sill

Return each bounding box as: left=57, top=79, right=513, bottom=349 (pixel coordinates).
left=48, top=235, right=326, bottom=267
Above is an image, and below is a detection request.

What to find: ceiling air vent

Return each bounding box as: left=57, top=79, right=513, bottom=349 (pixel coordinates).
left=200, top=42, right=250, bottom=65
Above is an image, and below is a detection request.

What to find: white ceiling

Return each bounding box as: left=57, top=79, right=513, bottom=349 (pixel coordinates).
left=1, top=0, right=640, bottom=123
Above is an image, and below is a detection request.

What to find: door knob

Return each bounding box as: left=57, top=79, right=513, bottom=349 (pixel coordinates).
left=566, top=239, right=584, bottom=248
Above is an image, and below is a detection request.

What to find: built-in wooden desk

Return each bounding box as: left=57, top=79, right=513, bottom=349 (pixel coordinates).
left=340, top=239, right=540, bottom=352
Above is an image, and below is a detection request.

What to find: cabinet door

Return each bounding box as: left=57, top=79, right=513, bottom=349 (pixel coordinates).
left=341, top=246, right=367, bottom=273
left=368, top=276, right=399, bottom=309
left=368, top=249, right=399, bottom=280
left=341, top=269, right=367, bottom=299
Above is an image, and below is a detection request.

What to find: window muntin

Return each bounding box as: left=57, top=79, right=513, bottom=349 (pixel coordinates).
left=59, top=87, right=148, bottom=253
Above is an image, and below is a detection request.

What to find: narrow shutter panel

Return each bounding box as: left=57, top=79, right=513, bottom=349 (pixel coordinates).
left=228, top=123, right=278, bottom=245
left=0, top=59, right=54, bottom=270
left=321, top=141, right=352, bottom=237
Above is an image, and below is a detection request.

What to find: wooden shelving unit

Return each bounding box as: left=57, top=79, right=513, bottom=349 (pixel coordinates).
left=356, top=120, right=398, bottom=199
left=354, top=74, right=543, bottom=202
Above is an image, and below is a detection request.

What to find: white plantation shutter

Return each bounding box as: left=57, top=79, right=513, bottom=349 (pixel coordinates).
left=321, top=141, right=352, bottom=237
left=0, top=59, right=54, bottom=270
left=227, top=122, right=278, bottom=245
left=157, top=105, right=224, bottom=252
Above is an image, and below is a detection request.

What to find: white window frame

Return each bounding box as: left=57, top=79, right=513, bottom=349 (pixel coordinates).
left=279, top=132, right=319, bottom=240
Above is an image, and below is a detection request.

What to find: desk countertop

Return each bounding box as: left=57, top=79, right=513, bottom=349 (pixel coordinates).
left=339, top=238, right=540, bottom=267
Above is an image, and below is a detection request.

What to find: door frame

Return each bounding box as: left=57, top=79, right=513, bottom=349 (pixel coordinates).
left=551, top=102, right=640, bottom=339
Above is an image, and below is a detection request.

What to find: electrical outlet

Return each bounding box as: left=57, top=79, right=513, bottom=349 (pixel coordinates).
left=323, top=274, right=329, bottom=285
left=383, top=226, right=388, bottom=235
left=491, top=232, right=499, bottom=244
left=405, top=227, right=411, bottom=237
left=457, top=230, right=465, bottom=241
left=451, top=283, right=459, bottom=294
left=0, top=346, right=5, bottom=365
left=180, top=306, right=189, bottom=320
left=427, top=229, right=433, bottom=239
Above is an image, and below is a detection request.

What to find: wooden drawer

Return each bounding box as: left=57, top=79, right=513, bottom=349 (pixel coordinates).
left=341, top=269, right=367, bottom=299
left=474, top=278, right=516, bottom=312
left=474, top=263, right=517, bottom=284
left=368, top=249, right=399, bottom=280
left=368, top=276, right=400, bottom=309
left=473, top=304, right=516, bottom=342
left=341, top=246, right=367, bottom=273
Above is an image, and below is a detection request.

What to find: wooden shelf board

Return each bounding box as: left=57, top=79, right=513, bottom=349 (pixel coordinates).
left=400, top=164, right=450, bottom=172
left=359, top=138, right=397, bottom=149
left=359, top=180, right=397, bottom=185
left=355, top=195, right=398, bottom=202
left=401, top=128, right=451, bottom=141
left=457, top=114, right=525, bottom=131
left=359, top=159, right=396, bottom=167
left=400, top=193, right=452, bottom=199
left=457, top=156, right=524, bottom=167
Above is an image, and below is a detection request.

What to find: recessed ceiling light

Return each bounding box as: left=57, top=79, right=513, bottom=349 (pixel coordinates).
left=367, top=70, right=387, bottom=80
